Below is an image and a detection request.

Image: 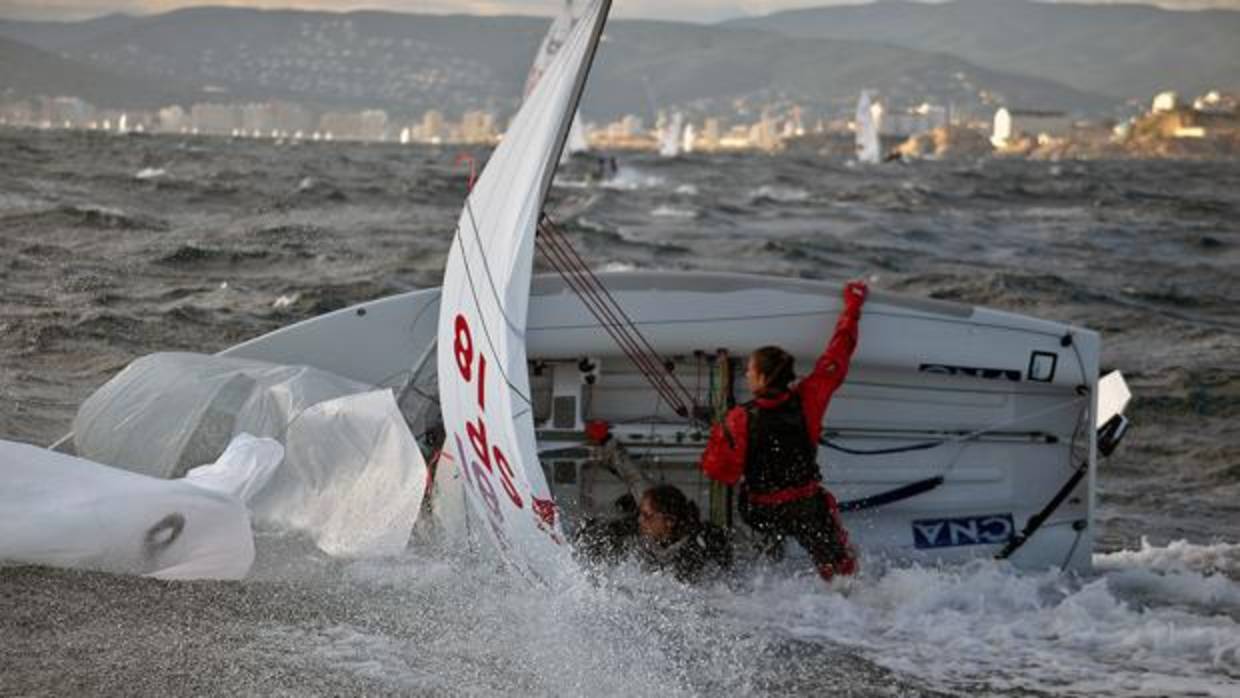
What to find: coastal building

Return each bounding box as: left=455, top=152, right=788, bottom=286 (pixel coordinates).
left=420, top=110, right=444, bottom=142
left=319, top=111, right=364, bottom=141
left=158, top=105, right=188, bottom=133
left=360, top=110, right=389, bottom=141
left=460, top=110, right=498, bottom=143
left=191, top=103, right=241, bottom=135
left=992, top=107, right=1072, bottom=148
left=884, top=103, right=950, bottom=138
left=1151, top=91, right=1178, bottom=114
left=45, top=97, right=95, bottom=129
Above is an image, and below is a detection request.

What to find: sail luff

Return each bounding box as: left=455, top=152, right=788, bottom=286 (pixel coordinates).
left=536, top=0, right=608, bottom=205
left=437, top=0, right=611, bottom=585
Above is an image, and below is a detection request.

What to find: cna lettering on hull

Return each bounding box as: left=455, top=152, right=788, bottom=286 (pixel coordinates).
left=449, top=313, right=524, bottom=552
left=912, top=514, right=1015, bottom=549
left=919, top=363, right=1022, bottom=382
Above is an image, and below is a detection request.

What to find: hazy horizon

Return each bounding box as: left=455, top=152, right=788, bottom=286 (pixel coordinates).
left=2, top=0, right=1239, bottom=24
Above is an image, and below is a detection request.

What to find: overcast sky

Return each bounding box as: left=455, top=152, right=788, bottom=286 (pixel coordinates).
left=2, top=0, right=1238, bottom=23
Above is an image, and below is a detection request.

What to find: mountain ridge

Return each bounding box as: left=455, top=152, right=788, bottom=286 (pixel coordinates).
left=0, top=6, right=1126, bottom=120
left=724, top=0, right=1240, bottom=100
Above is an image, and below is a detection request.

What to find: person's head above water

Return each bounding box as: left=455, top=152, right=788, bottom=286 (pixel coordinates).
left=747, top=345, right=796, bottom=396
left=638, top=485, right=700, bottom=545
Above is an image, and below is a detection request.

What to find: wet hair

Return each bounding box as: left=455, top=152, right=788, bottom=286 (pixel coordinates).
left=751, top=345, right=796, bottom=393
left=641, top=485, right=700, bottom=539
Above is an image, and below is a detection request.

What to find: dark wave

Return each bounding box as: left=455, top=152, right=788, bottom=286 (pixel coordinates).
left=155, top=244, right=271, bottom=267
left=0, top=204, right=168, bottom=231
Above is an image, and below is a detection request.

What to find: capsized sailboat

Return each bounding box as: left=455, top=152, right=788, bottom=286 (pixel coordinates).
left=47, top=0, right=1129, bottom=582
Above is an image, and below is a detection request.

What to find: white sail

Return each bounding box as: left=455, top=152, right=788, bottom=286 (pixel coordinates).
left=660, top=112, right=684, bottom=158
left=856, top=90, right=882, bottom=164
left=438, top=0, right=610, bottom=584
left=682, top=122, right=697, bottom=154
left=565, top=115, right=589, bottom=156
left=526, top=1, right=590, bottom=163
left=0, top=439, right=255, bottom=580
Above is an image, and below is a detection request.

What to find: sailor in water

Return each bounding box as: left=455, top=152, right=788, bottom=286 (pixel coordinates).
left=700, top=280, right=868, bottom=583
left=573, top=434, right=732, bottom=585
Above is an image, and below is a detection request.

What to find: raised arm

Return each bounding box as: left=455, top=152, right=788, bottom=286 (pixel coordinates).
left=797, top=281, right=867, bottom=442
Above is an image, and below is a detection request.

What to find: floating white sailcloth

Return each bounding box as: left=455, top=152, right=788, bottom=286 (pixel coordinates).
left=525, top=0, right=590, bottom=163
left=856, top=89, right=882, bottom=164
left=437, top=0, right=610, bottom=584
left=0, top=438, right=258, bottom=580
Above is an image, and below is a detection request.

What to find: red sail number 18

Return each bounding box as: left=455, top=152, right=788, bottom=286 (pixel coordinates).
left=453, top=314, right=523, bottom=509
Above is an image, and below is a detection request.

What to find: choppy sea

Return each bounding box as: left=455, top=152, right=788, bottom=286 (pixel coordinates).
left=1, top=128, right=1237, bottom=696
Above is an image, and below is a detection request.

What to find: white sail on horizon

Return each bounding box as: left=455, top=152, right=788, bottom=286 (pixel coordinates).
left=659, top=112, right=684, bottom=158
left=856, top=89, right=883, bottom=164
left=437, top=0, right=610, bottom=585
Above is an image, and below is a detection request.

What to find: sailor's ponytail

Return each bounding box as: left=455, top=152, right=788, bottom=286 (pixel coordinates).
left=751, top=345, right=796, bottom=393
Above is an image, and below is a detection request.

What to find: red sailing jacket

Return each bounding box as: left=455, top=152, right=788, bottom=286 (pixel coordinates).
left=700, top=292, right=864, bottom=488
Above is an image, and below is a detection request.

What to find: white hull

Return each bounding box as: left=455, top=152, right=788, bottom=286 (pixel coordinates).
left=221, top=271, right=1101, bottom=572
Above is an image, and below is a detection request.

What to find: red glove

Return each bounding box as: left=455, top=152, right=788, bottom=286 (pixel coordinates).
left=843, top=280, right=868, bottom=307
left=584, top=420, right=612, bottom=445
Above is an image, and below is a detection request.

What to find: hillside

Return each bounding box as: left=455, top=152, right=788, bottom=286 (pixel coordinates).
left=0, top=6, right=1112, bottom=120
left=726, top=0, right=1240, bottom=102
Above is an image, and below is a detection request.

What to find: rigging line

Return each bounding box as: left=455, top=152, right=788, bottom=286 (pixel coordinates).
left=535, top=232, right=689, bottom=414
left=536, top=221, right=697, bottom=417
left=452, top=220, right=534, bottom=408
left=537, top=219, right=668, bottom=380
left=533, top=222, right=684, bottom=406
left=538, top=243, right=691, bottom=418
left=463, top=196, right=526, bottom=337
left=536, top=236, right=681, bottom=408
left=541, top=216, right=698, bottom=406
left=535, top=246, right=680, bottom=412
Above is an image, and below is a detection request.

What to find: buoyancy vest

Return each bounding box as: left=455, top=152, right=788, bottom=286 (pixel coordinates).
left=744, top=393, right=821, bottom=497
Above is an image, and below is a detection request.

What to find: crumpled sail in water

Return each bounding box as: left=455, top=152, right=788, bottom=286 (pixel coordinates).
left=526, top=0, right=590, bottom=163
left=70, top=352, right=427, bottom=558
left=73, top=352, right=369, bottom=480
left=183, top=432, right=284, bottom=506
left=660, top=112, right=684, bottom=158
left=0, top=439, right=257, bottom=580
left=856, top=89, right=882, bottom=164
left=252, top=390, right=428, bottom=558
left=438, top=0, right=611, bottom=584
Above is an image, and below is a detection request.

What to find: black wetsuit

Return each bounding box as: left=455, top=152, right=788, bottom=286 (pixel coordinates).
left=573, top=515, right=732, bottom=585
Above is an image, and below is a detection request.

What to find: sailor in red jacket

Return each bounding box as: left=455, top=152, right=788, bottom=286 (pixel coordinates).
left=700, top=280, right=868, bottom=582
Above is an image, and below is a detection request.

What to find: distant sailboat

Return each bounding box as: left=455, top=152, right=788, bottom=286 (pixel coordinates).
left=659, top=112, right=685, bottom=158
left=855, top=90, right=883, bottom=164
left=525, top=0, right=591, bottom=164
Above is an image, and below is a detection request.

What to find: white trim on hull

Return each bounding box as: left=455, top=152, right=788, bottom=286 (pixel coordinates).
left=221, top=271, right=1100, bottom=572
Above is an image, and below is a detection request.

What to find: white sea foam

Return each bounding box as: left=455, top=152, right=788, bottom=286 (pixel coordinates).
left=749, top=185, right=809, bottom=203
left=135, top=167, right=166, bottom=180
left=1096, top=537, right=1240, bottom=577
left=733, top=546, right=1240, bottom=696
left=650, top=205, right=697, bottom=219
left=601, top=167, right=665, bottom=191
left=243, top=539, right=1240, bottom=697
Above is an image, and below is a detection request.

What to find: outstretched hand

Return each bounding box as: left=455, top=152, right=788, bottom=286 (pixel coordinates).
left=843, top=280, right=868, bottom=305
